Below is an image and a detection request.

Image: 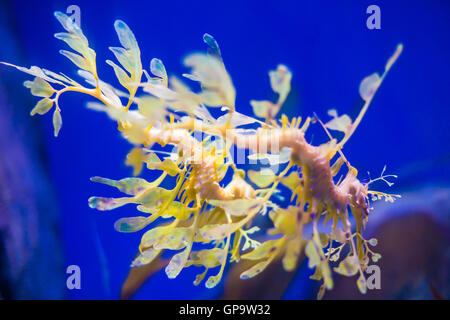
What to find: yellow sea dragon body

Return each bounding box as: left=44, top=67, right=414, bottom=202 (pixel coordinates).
left=2, top=11, right=402, bottom=298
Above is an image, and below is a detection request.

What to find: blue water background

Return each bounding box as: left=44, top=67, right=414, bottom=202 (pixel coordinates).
left=2, top=0, right=449, bottom=299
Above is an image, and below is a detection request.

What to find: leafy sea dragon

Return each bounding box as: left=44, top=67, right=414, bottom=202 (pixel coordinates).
left=1, top=11, right=402, bottom=298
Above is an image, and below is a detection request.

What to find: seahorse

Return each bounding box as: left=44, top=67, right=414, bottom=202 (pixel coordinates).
left=1, top=10, right=402, bottom=298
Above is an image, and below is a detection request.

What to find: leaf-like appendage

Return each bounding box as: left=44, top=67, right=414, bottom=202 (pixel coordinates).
left=357, top=275, right=367, bottom=294
left=52, top=108, right=62, bottom=137
left=165, top=246, right=190, bottom=279
left=385, top=44, right=403, bottom=72
left=106, top=60, right=131, bottom=90
left=216, top=111, right=257, bottom=127
left=54, top=11, right=97, bottom=75
left=24, top=77, right=55, bottom=98
left=131, top=248, right=160, bottom=267
left=146, top=156, right=181, bottom=177
left=248, top=148, right=291, bottom=166
left=114, top=216, right=151, bottom=233
left=150, top=58, right=167, bottom=86
left=186, top=248, right=225, bottom=269
left=109, top=20, right=142, bottom=98
left=137, top=96, right=167, bottom=121
left=283, top=236, right=304, bottom=271
left=269, top=207, right=298, bottom=235
left=140, top=225, right=172, bottom=248
left=208, top=199, right=262, bottom=217
left=153, top=227, right=192, bottom=250
left=90, top=176, right=153, bottom=195
left=88, top=196, right=132, bottom=211
left=1, top=62, right=65, bottom=85
left=305, top=241, right=321, bottom=268
left=30, top=98, right=53, bottom=116
left=269, top=64, right=292, bottom=104
left=280, top=171, right=301, bottom=191
left=333, top=255, right=359, bottom=276
left=248, top=168, right=276, bottom=188
left=325, top=109, right=353, bottom=134
left=240, top=259, right=272, bottom=280
left=203, top=33, right=222, bottom=61
left=54, top=11, right=87, bottom=41
left=250, top=100, right=276, bottom=119
left=184, top=53, right=235, bottom=108
left=200, top=222, right=240, bottom=241
left=135, top=187, right=172, bottom=209
left=359, top=73, right=381, bottom=102
left=241, top=239, right=281, bottom=260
